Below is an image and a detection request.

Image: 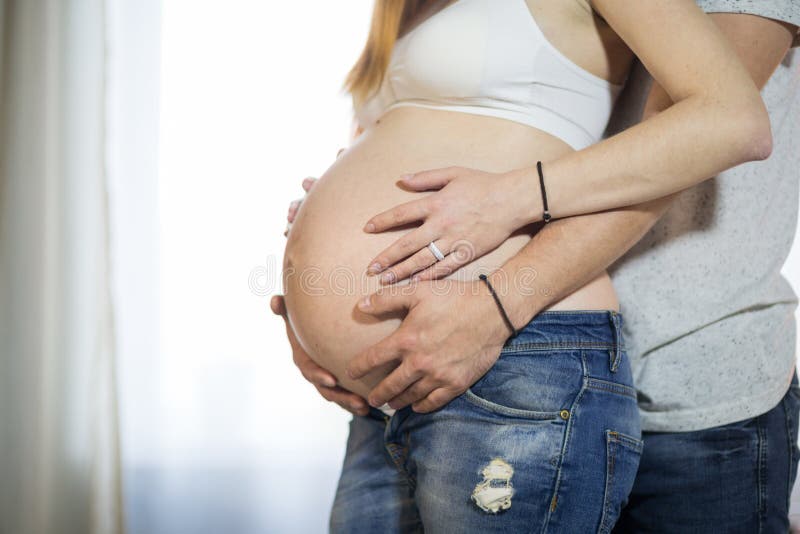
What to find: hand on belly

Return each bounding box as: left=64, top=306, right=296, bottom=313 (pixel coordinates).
left=361, top=164, right=535, bottom=285
left=344, top=278, right=511, bottom=411
left=282, top=107, right=616, bottom=400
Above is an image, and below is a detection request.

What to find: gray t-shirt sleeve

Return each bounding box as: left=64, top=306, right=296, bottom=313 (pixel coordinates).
left=696, top=0, right=800, bottom=47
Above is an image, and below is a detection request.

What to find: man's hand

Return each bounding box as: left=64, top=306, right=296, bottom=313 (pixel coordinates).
left=346, top=279, right=511, bottom=413
left=271, top=295, right=369, bottom=416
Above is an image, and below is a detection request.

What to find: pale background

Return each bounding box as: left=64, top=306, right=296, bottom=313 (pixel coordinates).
left=113, top=1, right=800, bottom=532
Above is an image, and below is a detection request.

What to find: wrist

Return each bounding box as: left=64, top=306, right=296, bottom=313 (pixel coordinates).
left=486, top=267, right=544, bottom=332
left=474, top=278, right=517, bottom=345
left=505, top=166, right=544, bottom=227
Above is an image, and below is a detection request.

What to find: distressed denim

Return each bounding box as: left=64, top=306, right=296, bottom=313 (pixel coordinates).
left=330, top=310, right=642, bottom=533
left=614, top=371, right=800, bottom=534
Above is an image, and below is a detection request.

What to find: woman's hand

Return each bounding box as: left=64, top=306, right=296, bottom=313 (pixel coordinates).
left=364, top=166, right=536, bottom=283
left=345, top=279, right=511, bottom=413
left=283, top=146, right=347, bottom=235
left=271, top=295, right=369, bottom=416
left=278, top=155, right=368, bottom=416
left=284, top=177, right=317, bottom=236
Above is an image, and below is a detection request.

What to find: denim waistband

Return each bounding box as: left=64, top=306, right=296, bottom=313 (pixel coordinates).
left=501, top=310, right=624, bottom=353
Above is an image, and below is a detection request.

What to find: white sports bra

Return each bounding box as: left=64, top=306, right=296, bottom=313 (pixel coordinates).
left=353, top=0, right=625, bottom=151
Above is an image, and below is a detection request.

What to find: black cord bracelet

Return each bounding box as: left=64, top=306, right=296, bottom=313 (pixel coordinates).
left=536, top=160, right=552, bottom=223
left=478, top=274, right=519, bottom=338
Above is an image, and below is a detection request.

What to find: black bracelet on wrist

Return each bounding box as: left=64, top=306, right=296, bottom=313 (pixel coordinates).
left=478, top=274, right=519, bottom=338
left=536, top=160, right=552, bottom=223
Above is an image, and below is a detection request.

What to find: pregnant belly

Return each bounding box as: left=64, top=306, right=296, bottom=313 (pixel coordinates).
left=283, top=107, right=617, bottom=398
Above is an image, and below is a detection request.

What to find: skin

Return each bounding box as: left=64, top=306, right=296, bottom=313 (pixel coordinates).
left=348, top=11, right=796, bottom=411
left=276, top=11, right=796, bottom=414
left=364, top=0, right=775, bottom=282
left=283, top=107, right=592, bottom=400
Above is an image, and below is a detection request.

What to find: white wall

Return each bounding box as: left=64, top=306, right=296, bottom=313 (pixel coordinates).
left=155, top=1, right=370, bottom=532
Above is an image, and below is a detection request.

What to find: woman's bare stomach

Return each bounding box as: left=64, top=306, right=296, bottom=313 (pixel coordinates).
left=283, top=107, right=618, bottom=398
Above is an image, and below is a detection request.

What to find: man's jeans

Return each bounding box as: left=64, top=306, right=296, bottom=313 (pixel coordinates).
left=615, top=372, right=800, bottom=533
left=330, top=310, right=642, bottom=533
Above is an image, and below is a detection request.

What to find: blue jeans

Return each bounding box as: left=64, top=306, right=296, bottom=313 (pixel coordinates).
left=613, top=372, right=800, bottom=534
left=330, top=310, right=642, bottom=533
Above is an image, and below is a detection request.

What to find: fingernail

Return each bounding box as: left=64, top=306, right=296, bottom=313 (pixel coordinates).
left=401, top=173, right=414, bottom=181
left=358, top=296, right=371, bottom=310
left=368, top=397, right=380, bottom=408
left=381, top=271, right=395, bottom=284
left=302, top=178, right=313, bottom=188
left=364, top=222, right=375, bottom=233
left=411, top=275, right=420, bottom=282
left=367, top=262, right=382, bottom=275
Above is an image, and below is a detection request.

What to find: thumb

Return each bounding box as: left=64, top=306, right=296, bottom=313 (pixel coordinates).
left=401, top=166, right=458, bottom=191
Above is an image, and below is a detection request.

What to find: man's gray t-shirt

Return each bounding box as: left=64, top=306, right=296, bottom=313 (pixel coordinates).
left=606, top=1, right=800, bottom=432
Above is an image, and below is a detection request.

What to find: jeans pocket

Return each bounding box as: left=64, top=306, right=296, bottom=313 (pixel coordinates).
left=463, top=348, right=584, bottom=420
left=598, top=429, right=643, bottom=534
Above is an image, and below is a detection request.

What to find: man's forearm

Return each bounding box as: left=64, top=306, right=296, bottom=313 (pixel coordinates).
left=503, top=14, right=794, bottom=229
left=487, top=13, right=796, bottom=327
left=506, top=93, right=767, bottom=226
left=488, top=196, right=674, bottom=329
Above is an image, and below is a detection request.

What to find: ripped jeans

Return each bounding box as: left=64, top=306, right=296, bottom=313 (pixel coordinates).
left=329, top=310, right=642, bottom=533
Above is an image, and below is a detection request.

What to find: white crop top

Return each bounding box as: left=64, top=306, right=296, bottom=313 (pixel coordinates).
left=353, top=0, right=625, bottom=151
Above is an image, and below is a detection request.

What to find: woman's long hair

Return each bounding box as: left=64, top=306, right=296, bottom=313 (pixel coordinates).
left=343, top=0, right=430, bottom=107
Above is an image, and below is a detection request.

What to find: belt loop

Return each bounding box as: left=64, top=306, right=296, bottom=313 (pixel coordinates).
left=609, top=311, right=622, bottom=373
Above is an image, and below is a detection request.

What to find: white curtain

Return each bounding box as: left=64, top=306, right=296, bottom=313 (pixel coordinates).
left=0, top=1, right=124, bottom=533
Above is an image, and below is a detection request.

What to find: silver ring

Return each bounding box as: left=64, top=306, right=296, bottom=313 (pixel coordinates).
left=428, top=241, right=446, bottom=262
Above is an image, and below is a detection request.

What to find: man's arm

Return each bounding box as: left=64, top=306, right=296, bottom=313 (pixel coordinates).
left=344, top=12, right=797, bottom=414
left=491, top=12, right=796, bottom=330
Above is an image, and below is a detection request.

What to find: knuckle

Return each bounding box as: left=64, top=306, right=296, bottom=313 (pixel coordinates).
left=440, top=371, right=462, bottom=389
left=405, top=354, right=424, bottom=374
left=411, top=352, right=433, bottom=372
left=429, top=367, right=448, bottom=383
left=397, top=238, right=414, bottom=252
left=397, top=331, right=419, bottom=350
left=453, top=377, right=471, bottom=392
